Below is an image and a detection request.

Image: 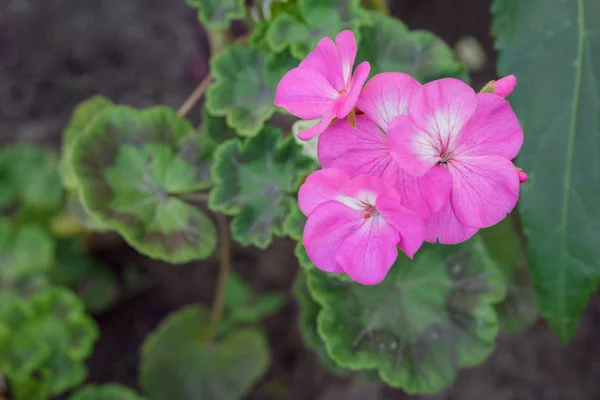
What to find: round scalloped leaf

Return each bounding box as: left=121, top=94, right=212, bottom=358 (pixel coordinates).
left=71, top=106, right=217, bottom=263
left=293, top=271, right=350, bottom=376
left=308, top=239, right=505, bottom=394
left=70, top=384, right=149, bottom=400
left=206, top=46, right=297, bottom=137
left=209, top=127, right=315, bottom=248
left=139, top=306, right=269, bottom=400
left=186, top=0, right=246, bottom=29
left=283, top=203, right=306, bottom=241
left=266, top=0, right=370, bottom=59
left=60, top=96, right=115, bottom=191
left=480, top=218, right=539, bottom=333
left=0, top=144, right=63, bottom=213
left=356, top=12, right=468, bottom=82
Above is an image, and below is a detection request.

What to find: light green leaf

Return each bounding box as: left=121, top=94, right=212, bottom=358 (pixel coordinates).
left=480, top=218, right=538, bottom=333
left=308, top=240, right=505, bottom=394
left=493, top=0, right=600, bottom=342
left=60, top=96, right=115, bottom=190
left=266, top=0, right=370, bottom=59
left=139, top=306, right=269, bottom=400
left=357, top=11, right=468, bottom=82
left=187, top=0, right=246, bottom=29
left=71, top=106, right=217, bottom=263
left=70, top=384, right=149, bottom=400
left=209, top=127, right=315, bottom=248
left=206, top=46, right=297, bottom=136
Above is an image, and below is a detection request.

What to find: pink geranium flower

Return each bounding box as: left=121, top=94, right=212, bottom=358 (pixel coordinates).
left=318, top=72, right=452, bottom=218
left=298, top=168, right=425, bottom=285
left=388, top=78, right=524, bottom=244
left=274, top=30, right=370, bottom=141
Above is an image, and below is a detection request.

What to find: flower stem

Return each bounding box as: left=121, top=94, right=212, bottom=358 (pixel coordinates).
left=363, top=0, right=389, bottom=14
left=209, top=213, right=231, bottom=338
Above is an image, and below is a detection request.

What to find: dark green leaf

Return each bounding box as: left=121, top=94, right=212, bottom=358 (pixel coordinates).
left=71, top=106, right=217, bottom=263
left=266, top=0, right=370, bottom=59
left=69, top=384, right=149, bottom=400
left=187, top=0, right=246, bottom=29
left=357, top=12, right=468, bottom=82
left=209, top=127, right=315, bottom=248
left=206, top=45, right=297, bottom=136
left=308, top=240, right=505, bottom=394
left=493, top=0, right=600, bottom=341
left=139, top=306, right=269, bottom=400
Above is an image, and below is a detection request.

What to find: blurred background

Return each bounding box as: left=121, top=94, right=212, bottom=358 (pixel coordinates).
left=1, top=0, right=600, bottom=399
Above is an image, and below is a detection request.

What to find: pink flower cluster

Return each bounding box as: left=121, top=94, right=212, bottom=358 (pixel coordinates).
left=275, top=30, right=526, bottom=285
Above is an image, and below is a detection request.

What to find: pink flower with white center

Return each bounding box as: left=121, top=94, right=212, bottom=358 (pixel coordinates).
left=274, top=30, right=370, bottom=141
left=388, top=78, right=524, bottom=244
left=298, top=168, right=426, bottom=285
left=318, top=72, right=452, bottom=218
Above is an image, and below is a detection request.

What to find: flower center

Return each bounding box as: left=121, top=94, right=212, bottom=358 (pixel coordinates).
left=439, top=152, right=451, bottom=165
left=338, top=88, right=348, bottom=95
left=362, top=204, right=378, bottom=219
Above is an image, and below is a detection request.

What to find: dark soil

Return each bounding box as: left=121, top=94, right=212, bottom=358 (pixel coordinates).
left=2, top=0, right=600, bottom=399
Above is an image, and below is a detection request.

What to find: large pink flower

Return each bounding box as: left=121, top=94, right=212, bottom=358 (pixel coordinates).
left=388, top=78, right=524, bottom=244
left=318, top=72, right=452, bottom=218
left=298, top=168, right=425, bottom=285
left=274, top=30, right=370, bottom=141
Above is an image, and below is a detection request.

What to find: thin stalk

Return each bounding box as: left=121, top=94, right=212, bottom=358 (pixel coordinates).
left=363, top=0, right=389, bottom=14
left=209, top=213, right=231, bottom=337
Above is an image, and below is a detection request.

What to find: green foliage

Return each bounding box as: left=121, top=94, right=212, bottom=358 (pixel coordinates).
left=139, top=306, right=270, bottom=400
left=70, top=384, right=149, bottom=400
left=219, top=272, right=284, bottom=334
left=0, top=287, right=98, bottom=399
left=187, top=0, right=246, bottom=29
left=265, top=0, right=371, bottom=59
left=307, top=240, right=505, bottom=394
left=206, top=45, right=297, bottom=136
left=493, top=0, right=600, bottom=342
left=480, top=218, right=538, bottom=333
left=209, top=127, right=315, bottom=248
left=357, top=11, right=469, bottom=82
left=0, top=144, right=63, bottom=215
left=71, top=106, right=217, bottom=263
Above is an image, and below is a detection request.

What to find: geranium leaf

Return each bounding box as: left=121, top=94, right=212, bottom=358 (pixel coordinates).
left=493, top=0, right=600, bottom=342
left=0, top=144, right=63, bottom=213
left=69, top=384, right=149, bottom=400
left=480, top=218, right=538, bottom=333
left=60, top=96, right=114, bottom=191
left=187, top=0, right=246, bottom=29
left=266, top=0, right=370, bottom=59
left=71, top=106, right=217, bottom=263
left=206, top=45, right=297, bottom=136
left=357, top=11, right=468, bottom=82
left=139, top=306, right=269, bottom=400
left=209, top=127, right=315, bottom=248
left=308, top=240, right=505, bottom=394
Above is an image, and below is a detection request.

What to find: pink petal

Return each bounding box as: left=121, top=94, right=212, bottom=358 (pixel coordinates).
left=300, top=36, right=345, bottom=91
left=334, top=30, right=358, bottom=86
left=454, top=93, right=523, bottom=159
left=426, top=202, right=479, bottom=244
left=376, top=195, right=426, bottom=258
left=407, top=78, right=478, bottom=154
left=275, top=67, right=337, bottom=120
left=296, top=105, right=337, bottom=140
left=335, top=61, right=371, bottom=118
left=387, top=115, right=440, bottom=177
left=399, top=165, right=452, bottom=218
left=449, top=155, right=520, bottom=228
left=318, top=116, right=390, bottom=177
left=335, top=215, right=400, bottom=285
left=298, top=168, right=350, bottom=216
left=303, top=201, right=363, bottom=274
left=490, top=75, right=516, bottom=97
left=518, top=169, right=528, bottom=183
left=356, top=72, right=421, bottom=130
left=340, top=173, right=401, bottom=204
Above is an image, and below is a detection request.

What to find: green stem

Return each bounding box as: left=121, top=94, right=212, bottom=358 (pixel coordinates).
left=362, top=0, right=389, bottom=14
left=207, top=28, right=233, bottom=57
left=209, top=213, right=231, bottom=338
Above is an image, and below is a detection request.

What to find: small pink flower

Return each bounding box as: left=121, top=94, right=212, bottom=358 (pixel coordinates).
left=517, top=169, right=528, bottom=183
left=318, top=72, right=452, bottom=218
left=488, top=75, right=517, bottom=97
left=274, top=30, right=370, bottom=141
left=388, top=78, right=524, bottom=244
left=298, top=168, right=425, bottom=285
